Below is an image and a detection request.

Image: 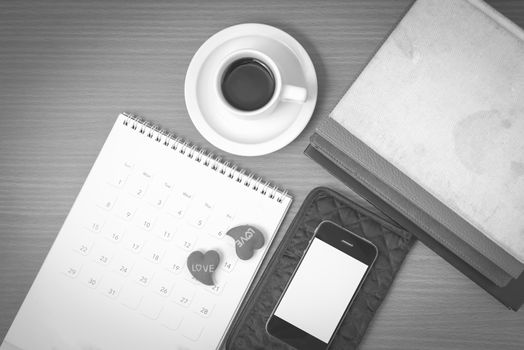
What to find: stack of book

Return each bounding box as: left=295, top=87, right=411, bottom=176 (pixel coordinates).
left=306, top=0, right=524, bottom=310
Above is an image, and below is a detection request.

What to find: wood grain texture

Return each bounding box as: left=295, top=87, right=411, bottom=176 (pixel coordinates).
left=1, top=0, right=523, bottom=349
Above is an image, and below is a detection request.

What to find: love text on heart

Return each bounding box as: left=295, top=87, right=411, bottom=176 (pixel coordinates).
left=190, top=264, right=216, bottom=273
left=235, top=227, right=255, bottom=247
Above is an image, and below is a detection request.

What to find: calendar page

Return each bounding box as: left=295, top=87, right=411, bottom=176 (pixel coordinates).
left=2, top=113, right=291, bottom=350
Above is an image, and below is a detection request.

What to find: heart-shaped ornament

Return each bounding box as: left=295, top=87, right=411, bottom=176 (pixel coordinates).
left=187, top=250, right=220, bottom=286
left=226, top=225, right=265, bottom=260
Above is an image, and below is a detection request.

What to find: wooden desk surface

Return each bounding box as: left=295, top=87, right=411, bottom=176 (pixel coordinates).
left=1, top=0, right=523, bottom=349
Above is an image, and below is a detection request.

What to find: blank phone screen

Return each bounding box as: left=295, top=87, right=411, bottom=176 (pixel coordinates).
left=274, top=238, right=368, bottom=343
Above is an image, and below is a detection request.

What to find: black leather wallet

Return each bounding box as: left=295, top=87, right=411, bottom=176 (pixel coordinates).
left=226, top=187, right=414, bottom=349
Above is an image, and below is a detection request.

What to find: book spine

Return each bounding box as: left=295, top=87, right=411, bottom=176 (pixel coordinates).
left=468, top=0, right=524, bottom=41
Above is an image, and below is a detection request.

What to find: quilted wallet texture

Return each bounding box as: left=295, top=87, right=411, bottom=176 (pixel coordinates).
left=226, top=187, right=415, bottom=350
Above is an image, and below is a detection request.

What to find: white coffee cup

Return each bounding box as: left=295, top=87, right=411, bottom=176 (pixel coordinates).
left=215, top=49, right=307, bottom=119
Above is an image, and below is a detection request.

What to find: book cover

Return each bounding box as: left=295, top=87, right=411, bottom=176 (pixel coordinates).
left=307, top=0, right=524, bottom=309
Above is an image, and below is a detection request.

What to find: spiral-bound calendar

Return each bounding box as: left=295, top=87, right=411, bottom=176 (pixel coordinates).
left=1, top=113, right=292, bottom=350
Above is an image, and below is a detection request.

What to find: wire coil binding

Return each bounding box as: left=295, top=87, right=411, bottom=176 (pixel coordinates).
left=121, top=112, right=289, bottom=203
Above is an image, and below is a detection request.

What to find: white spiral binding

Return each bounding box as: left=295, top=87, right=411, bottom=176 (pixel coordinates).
left=121, top=112, right=289, bottom=203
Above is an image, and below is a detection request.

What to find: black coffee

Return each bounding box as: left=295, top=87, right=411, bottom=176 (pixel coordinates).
left=221, top=58, right=275, bottom=112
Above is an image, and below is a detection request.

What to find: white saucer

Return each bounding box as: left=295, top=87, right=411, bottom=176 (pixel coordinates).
left=184, top=23, right=318, bottom=157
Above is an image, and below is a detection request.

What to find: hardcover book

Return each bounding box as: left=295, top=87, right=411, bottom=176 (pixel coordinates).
left=306, top=0, right=524, bottom=310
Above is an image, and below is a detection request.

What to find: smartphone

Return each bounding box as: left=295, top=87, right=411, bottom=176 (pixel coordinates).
left=266, top=220, right=378, bottom=350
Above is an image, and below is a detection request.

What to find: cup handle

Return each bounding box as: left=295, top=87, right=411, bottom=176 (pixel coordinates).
left=281, top=85, right=307, bottom=103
